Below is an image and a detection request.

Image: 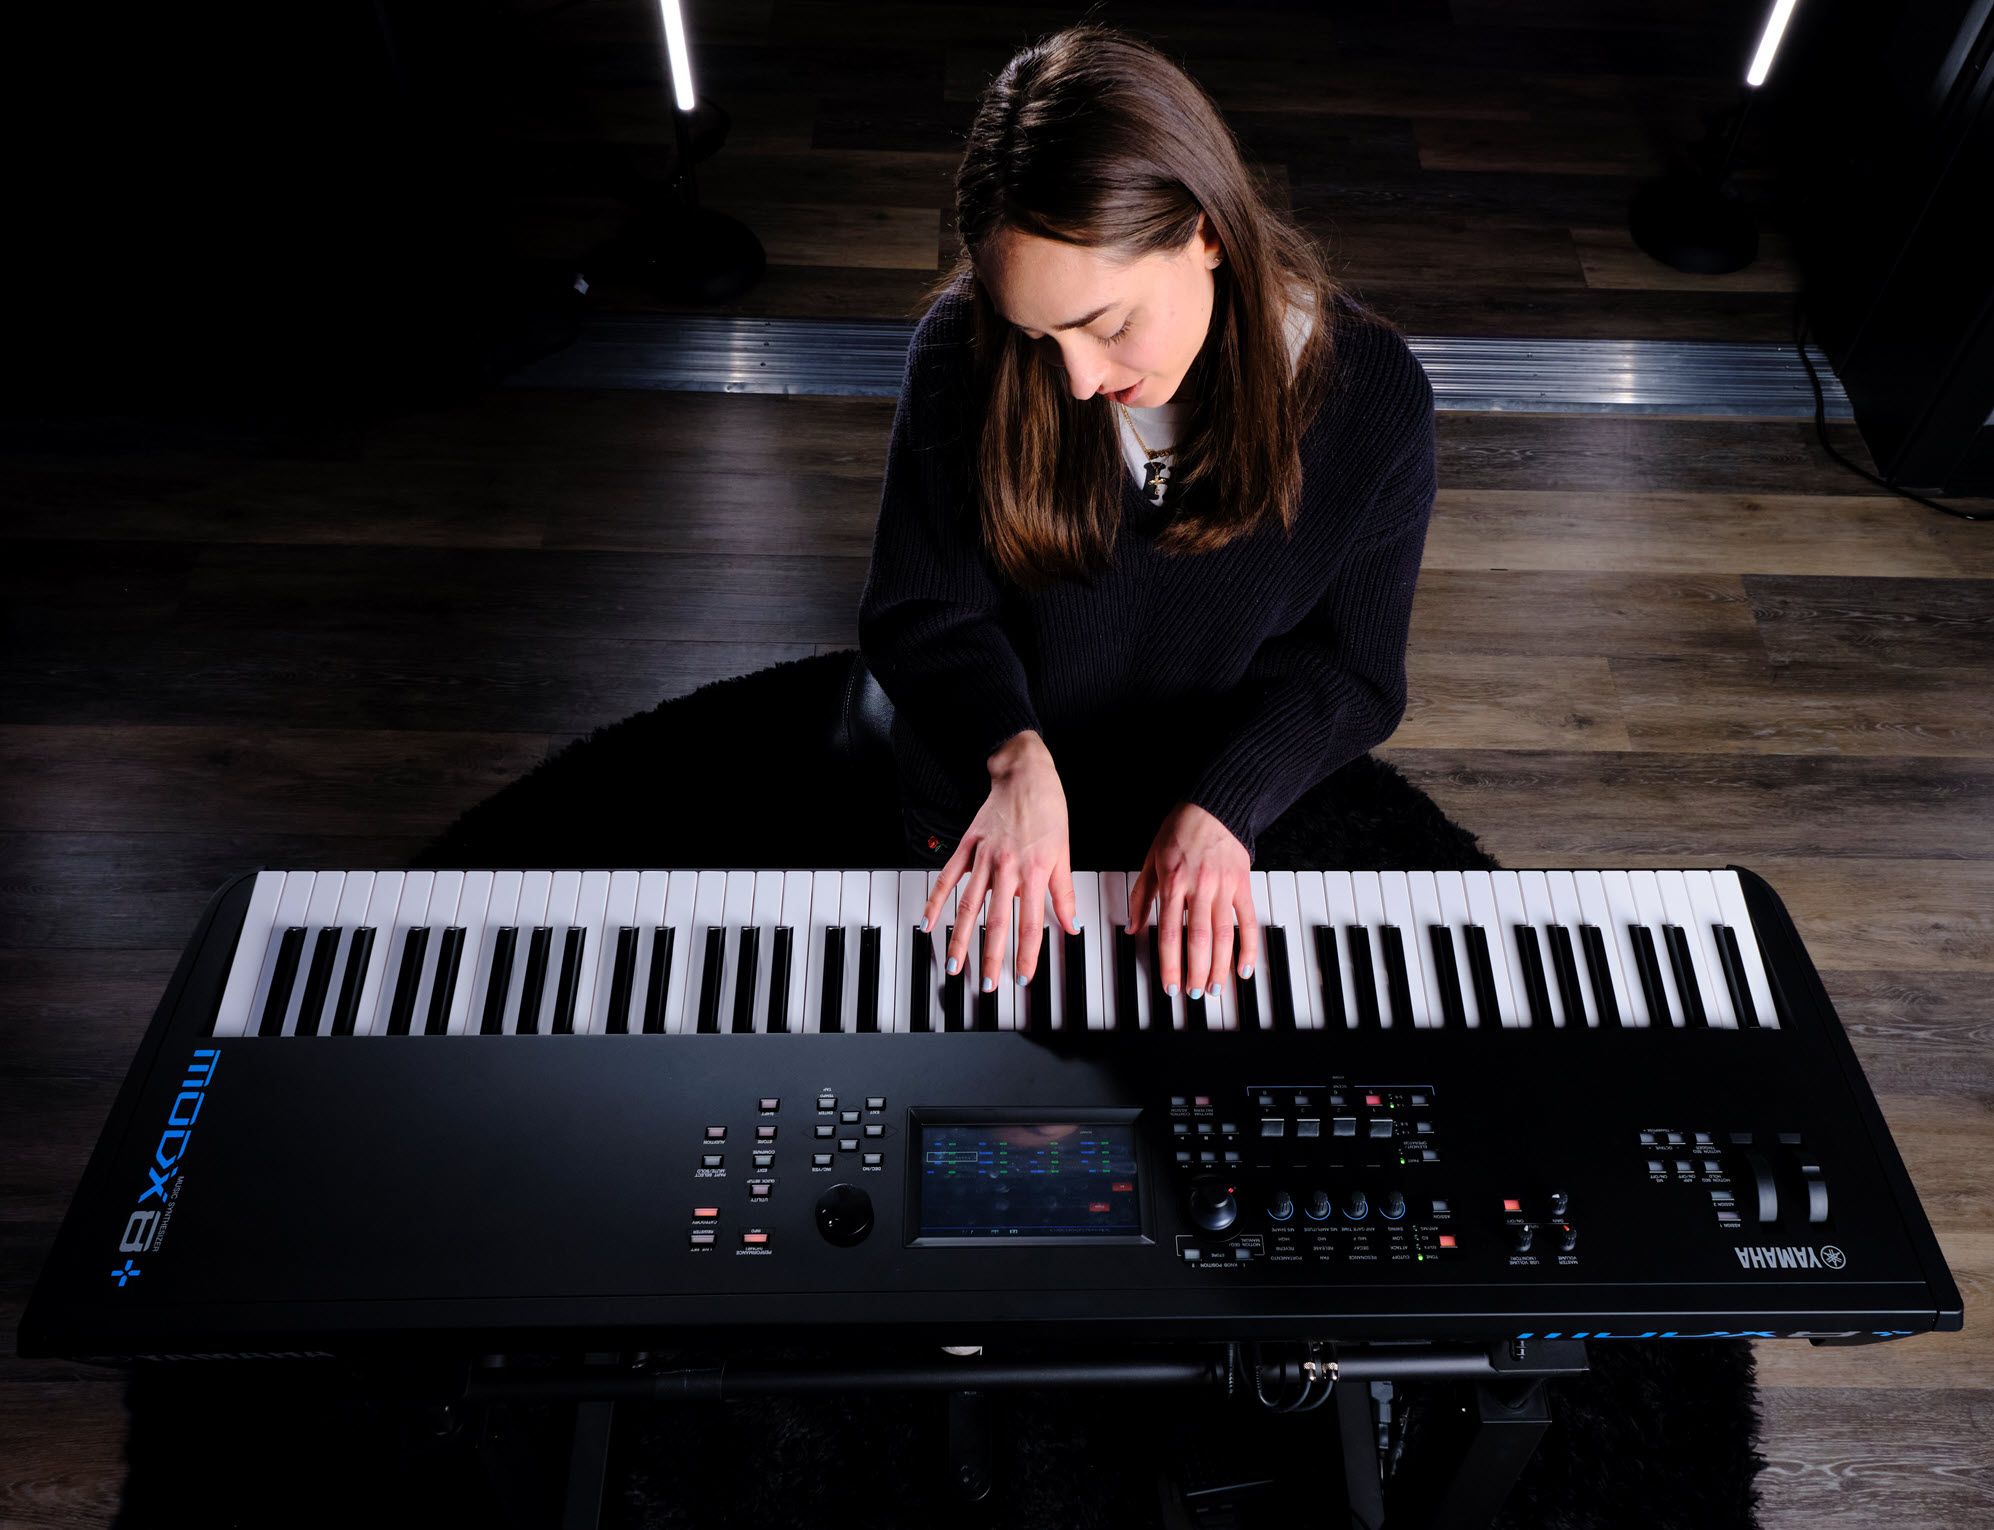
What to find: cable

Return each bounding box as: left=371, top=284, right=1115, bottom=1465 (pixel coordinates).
left=1791, top=292, right=1991, bottom=522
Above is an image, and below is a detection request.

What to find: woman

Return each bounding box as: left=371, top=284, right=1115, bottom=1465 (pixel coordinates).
left=857, top=23, right=1437, bottom=1011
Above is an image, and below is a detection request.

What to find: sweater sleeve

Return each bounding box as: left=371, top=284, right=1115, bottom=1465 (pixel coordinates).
left=1182, top=379, right=1437, bottom=862
left=857, top=315, right=1043, bottom=784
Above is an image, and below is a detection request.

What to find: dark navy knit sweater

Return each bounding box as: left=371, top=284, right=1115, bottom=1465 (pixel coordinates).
left=857, top=278, right=1437, bottom=863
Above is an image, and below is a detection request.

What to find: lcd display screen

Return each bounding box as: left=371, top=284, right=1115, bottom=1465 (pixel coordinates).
left=916, top=1121, right=1142, bottom=1238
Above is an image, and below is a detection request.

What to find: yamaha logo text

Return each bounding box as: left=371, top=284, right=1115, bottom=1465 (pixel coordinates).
left=110, top=1048, right=219, bottom=1288
left=1735, top=1243, right=1846, bottom=1271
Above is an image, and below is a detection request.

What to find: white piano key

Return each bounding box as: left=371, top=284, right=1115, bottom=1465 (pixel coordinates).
left=1462, top=872, right=1521, bottom=1026
left=1620, top=870, right=1681, bottom=1026
left=1267, top=872, right=1314, bottom=1030
left=1293, top=871, right=1334, bottom=1030
left=1516, top=871, right=1568, bottom=1027
left=658, top=870, right=699, bottom=1035
left=683, top=870, right=729, bottom=1035
left=1595, top=873, right=1659, bottom=1029
left=895, top=870, right=930, bottom=1033
left=619, top=870, right=670, bottom=1035
left=801, top=870, right=842, bottom=1035
left=365, top=870, right=435, bottom=1036
left=781, top=871, right=818, bottom=1035
left=1351, top=872, right=1392, bottom=1027
left=406, top=871, right=463, bottom=1037
left=245, top=871, right=316, bottom=1038
left=465, top=870, right=522, bottom=1036
left=838, top=869, right=869, bottom=1035
left=1101, top=872, right=1144, bottom=1031
left=588, top=870, right=641, bottom=1034
left=214, top=871, right=289, bottom=1037
left=1074, top=871, right=1106, bottom=1032
left=1432, top=872, right=1476, bottom=1027
left=350, top=871, right=408, bottom=1036
left=869, top=869, right=900, bottom=1032
left=1320, top=872, right=1363, bottom=1029
left=321, top=872, right=377, bottom=1033
left=566, top=870, right=611, bottom=1033
left=1546, top=871, right=1599, bottom=1026
left=1042, top=881, right=1068, bottom=1031
left=1146, top=881, right=1187, bottom=1031
left=1379, top=872, right=1430, bottom=1027
left=748, top=870, right=787, bottom=1034
left=1573, top=871, right=1634, bottom=1026
left=527, top=869, right=583, bottom=1035
left=1680, top=870, right=1738, bottom=1028
left=286, top=872, right=347, bottom=1036
left=1405, top=872, right=1450, bottom=1029
left=1489, top=872, right=1536, bottom=1027
left=994, top=890, right=1018, bottom=1031
left=501, top=871, right=554, bottom=1035
left=1656, top=869, right=1725, bottom=1028
left=715, top=871, right=758, bottom=1035
left=445, top=871, right=495, bottom=1035
left=1712, top=870, right=1780, bottom=1028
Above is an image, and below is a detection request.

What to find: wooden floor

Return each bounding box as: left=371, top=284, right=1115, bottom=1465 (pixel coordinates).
left=4, top=1, right=1992, bottom=1526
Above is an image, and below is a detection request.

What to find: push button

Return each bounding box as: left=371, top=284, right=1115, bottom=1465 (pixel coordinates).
left=1332, top=1117, right=1357, bottom=1137
left=815, top=1125, right=834, bottom=1138
left=839, top=1137, right=858, bottom=1152
left=863, top=1152, right=883, bottom=1167
left=756, top=1125, right=777, bottom=1140
left=1367, top=1118, right=1393, bottom=1139
left=864, top=1123, right=884, bottom=1137
left=758, top=1097, right=779, bottom=1112
left=689, top=1231, right=715, bottom=1247
left=1296, top=1118, right=1321, bottom=1138
left=705, top=1126, right=726, bottom=1140
left=841, top=1110, right=860, bottom=1124
left=866, top=1096, right=886, bottom=1110
left=750, top=1183, right=771, bottom=1199
left=701, top=1154, right=723, bottom=1169
left=1260, top=1118, right=1286, bottom=1137
left=753, top=1152, right=774, bottom=1170
left=812, top=1153, right=833, bottom=1167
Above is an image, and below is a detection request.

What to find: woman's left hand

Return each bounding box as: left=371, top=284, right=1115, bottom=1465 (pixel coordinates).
left=1125, top=802, right=1259, bottom=999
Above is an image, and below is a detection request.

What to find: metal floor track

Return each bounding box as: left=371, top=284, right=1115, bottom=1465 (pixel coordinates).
left=506, top=314, right=1853, bottom=420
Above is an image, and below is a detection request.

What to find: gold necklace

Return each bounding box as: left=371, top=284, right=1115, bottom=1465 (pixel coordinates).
left=1117, top=399, right=1168, bottom=460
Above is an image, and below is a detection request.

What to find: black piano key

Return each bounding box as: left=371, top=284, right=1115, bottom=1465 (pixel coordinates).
left=856, top=925, right=881, bottom=1033
left=1313, top=925, right=1346, bottom=1028
left=698, top=925, right=727, bottom=1035
left=1346, top=926, right=1380, bottom=1029
left=1628, top=924, right=1671, bottom=1026
left=1029, top=949, right=1052, bottom=1033
left=1062, top=928, right=1087, bottom=1031
left=1579, top=924, right=1621, bottom=1027
left=641, top=926, right=674, bottom=1034
left=1265, top=927, right=1296, bottom=1032
left=769, top=927, right=794, bottom=1033
left=1427, top=926, right=1466, bottom=1029
left=258, top=926, right=307, bottom=1037
left=1146, top=926, right=1172, bottom=1027
left=425, top=926, right=466, bottom=1035
left=1513, top=925, right=1553, bottom=1028
left=331, top=926, right=376, bottom=1036
left=1663, top=925, right=1708, bottom=1028
left=552, top=926, right=586, bottom=1034
left=820, top=925, right=845, bottom=1034
left=1112, top=926, right=1139, bottom=1031
left=733, top=926, right=762, bottom=1034
left=517, top=926, right=554, bottom=1035
left=1187, top=989, right=1209, bottom=1032
left=1548, top=926, right=1587, bottom=1028
left=976, top=924, right=999, bottom=1031
left=1380, top=926, right=1415, bottom=1028
left=481, top=926, right=518, bottom=1035
left=1237, top=933, right=1268, bottom=1033
left=1465, top=926, right=1502, bottom=1027
left=296, top=926, right=340, bottom=1037
left=943, top=925, right=965, bottom=1032
left=906, top=925, right=930, bottom=1033
left=605, top=926, right=638, bottom=1034
left=1715, top=923, right=1756, bottom=1028
left=385, top=926, right=430, bottom=1036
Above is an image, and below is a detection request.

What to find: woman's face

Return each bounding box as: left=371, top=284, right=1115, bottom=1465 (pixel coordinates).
left=980, top=214, right=1223, bottom=409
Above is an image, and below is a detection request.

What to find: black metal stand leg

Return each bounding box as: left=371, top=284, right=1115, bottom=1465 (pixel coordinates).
left=948, top=1388, right=994, bottom=1503
left=1336, top=1380, right=1388, bottom=1530
left=1389, top=1379, right=1553, bottom=1530
left=560, top=1400, right=616, bottom=1530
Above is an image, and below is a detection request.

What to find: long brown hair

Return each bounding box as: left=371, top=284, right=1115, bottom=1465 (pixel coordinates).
left=915, top=22, right=1355, bottom=591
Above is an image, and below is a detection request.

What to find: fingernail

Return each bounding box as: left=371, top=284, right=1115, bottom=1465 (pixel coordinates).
left=946, top=956, right=960, bottom=975
left=921, top=917, right=930, bottom=932
left=1165, top=983, right=1178, bottom=997
left=1189, top=987, right=1202, bottom=1000
left=1241, top=963, right=1253, bottom=979
left=981, top=976, right=995, bottom=994
left=1018, top=972, right=1031, bottom=986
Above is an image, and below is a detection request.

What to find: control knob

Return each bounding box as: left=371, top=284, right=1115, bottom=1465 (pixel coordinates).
left=1380, top=1189, right=1407, bottom=1221
left=1511, top=1223, right=1535, bottom=1253
left=1186, top=1176, right=1238, bottom=1234
left=1304, top=1188, right=1333, bottom=1223
left=1265, top=1188, right=1295, bottom=1223
left=1342, top=1189, right=1369, bottom=1222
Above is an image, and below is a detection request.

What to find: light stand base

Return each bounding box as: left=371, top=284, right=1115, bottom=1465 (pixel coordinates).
left=1629, top=174, right=1760, bottom=275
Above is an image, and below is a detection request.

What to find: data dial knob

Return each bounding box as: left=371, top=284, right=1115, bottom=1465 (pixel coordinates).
left=1186, top=1176, right=1239, bottom=1233
left=1265, top=1188, right=1295, bottom=1223
left=1304, top=1188, right=1334, bottom=1222
left=814, top=1183, right=874, bottom=1246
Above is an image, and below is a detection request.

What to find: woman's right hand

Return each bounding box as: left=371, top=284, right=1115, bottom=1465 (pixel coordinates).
left=919, top=731, right=1080, bottom=993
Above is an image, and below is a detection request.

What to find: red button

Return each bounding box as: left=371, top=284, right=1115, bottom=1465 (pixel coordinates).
left=694, top=1206, right=719, bottom=1219
left=1365, top=1094, right=1382, bottom=1106
left=742, top=1231, right=769, bottom=1245
left=1112, top=1181, right=1134, bottom=1193
left=1439, top=1234, right=1457, bottom=1248
left=1089, top=1201, right=1111, bottom=1213
left=1502, top=1198, right=1521, bottom=1212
